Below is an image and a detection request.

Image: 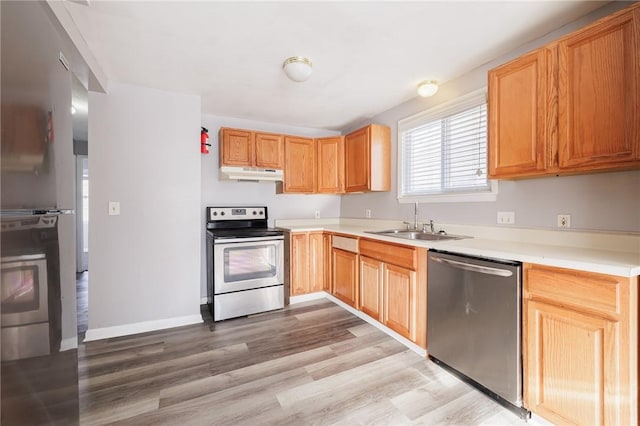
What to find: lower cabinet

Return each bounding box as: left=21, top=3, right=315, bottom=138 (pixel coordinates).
left=332, top=247, right=358, bottom=307
left=359, top=238, right=427, bottom=348
left=523, top=263, right=638, bottom=426
left=383, top=263, right=416, bottom=341
left=289, top=231, right=325, bottom=296
left=359, top=256, right=383, bottom=321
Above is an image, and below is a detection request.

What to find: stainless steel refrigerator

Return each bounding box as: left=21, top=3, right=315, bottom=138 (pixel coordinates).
left=1, top=1, right=81, bottom=424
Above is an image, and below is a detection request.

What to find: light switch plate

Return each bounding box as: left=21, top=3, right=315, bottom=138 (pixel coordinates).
left=109, top=201, right=120, bottom=216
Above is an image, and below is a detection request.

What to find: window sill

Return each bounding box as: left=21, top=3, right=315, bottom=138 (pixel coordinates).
left=398, top=182, right=498, bottom=204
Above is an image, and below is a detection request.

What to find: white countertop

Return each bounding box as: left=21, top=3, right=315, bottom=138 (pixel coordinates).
left=277, top=220, right=640, bottom=277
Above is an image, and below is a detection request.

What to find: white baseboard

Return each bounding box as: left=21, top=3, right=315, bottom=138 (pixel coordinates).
left=84, top=314, right=203, bottom=342
left=290, top=292, right=326, bottom=304
left=200, top=296, right=208, bottom=305
left=60, top=337, right=78, bottom=351
left=304, top=292, right=427, bottom=357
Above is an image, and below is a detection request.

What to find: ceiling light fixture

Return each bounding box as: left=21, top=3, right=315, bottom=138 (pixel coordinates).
left=283, top=56, right=313, bottom=82
left=417, top=80, right=439, bottom=97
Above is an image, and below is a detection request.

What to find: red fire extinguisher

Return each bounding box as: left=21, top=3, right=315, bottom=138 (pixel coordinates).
left=201, top=127, right=211, bottom=154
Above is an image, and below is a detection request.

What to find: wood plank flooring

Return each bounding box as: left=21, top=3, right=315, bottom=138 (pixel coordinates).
left=78, top=299, right=528, bottom=425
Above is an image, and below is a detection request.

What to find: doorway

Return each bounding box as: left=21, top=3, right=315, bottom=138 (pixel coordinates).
left=72, top=74, right=88, bottom=343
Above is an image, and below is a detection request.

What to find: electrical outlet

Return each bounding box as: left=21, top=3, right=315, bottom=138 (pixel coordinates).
left=108, top=201, right=120, bottom=216
left=557, top=214, right=571, bottom=228
left=314, top=210, right=320, bottom=219
left=497, top=211, right=515, bottom=225
left=365, top=209, right=372, bottom=218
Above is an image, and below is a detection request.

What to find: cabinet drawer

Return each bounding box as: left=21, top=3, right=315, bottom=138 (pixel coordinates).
left=332, top=235, right=358, bottom=253
left=524, top=264, right=625, bottom=317
left=360, top=239, right=416, bottom=270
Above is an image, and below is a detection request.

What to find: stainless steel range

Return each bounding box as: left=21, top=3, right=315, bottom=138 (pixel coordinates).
left=206, top=206, right=285, bottom=321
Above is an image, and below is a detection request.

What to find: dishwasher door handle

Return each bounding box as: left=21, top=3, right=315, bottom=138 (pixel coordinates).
left=431, top=255, right=513, bottom=277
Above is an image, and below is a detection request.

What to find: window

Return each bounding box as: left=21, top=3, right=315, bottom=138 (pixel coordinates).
left=398, top=90, right=497, bottom=203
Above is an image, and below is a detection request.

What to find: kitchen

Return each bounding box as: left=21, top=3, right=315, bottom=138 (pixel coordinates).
left=1, top=1, right=639, bottom=425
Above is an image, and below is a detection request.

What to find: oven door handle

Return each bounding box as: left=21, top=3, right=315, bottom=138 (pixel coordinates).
left=214, top=236, right=284, bottom=244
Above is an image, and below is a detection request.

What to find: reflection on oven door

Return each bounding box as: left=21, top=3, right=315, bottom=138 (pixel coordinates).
left=213, top=240, right=284, bottom=294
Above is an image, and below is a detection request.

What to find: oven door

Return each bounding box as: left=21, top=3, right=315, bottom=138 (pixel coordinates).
left=213, top=236, right=284, bottom=294
left=1, top=253, right=48, bottom=326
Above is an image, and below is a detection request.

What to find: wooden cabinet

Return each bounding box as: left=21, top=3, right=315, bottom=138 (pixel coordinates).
left=523, top=264, right=638, bottom=426
left=557, top=7, right=640, bottom=171
left=1, top=105, right=46, bottom=172
left=488, top=4, right=640, bottom=179
left=359, top=256, right=383, bottom=321
left=332, top=246, right=358, bottom=307
left=344, top=124, right=391, bottom=192
left=488, top=48, right=551, bottom=178
left=278, top=136, right=316, bottom=193
left=322, top=233, right=332, bottom=292
left=220, top=125, right=390, bottom=194
left=359, top=238, right=427, bottom=348
left=219, top=127, right=284, bottom=169
left=289, top=232, right=309, bottom=296
left=255, top=133, right=284, bottom=169
left=289, top=231, right=325, bottom=296
left=316, top=136, right=344, bottom=193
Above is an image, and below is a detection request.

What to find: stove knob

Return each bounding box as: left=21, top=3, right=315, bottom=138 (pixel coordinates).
left=259, top=211, right=264, bottom=215
left=212, top=211, right=218, bottom=216
left=252, top=211, right=257, bottom=215
left=220, top=211, right=225, bottom=216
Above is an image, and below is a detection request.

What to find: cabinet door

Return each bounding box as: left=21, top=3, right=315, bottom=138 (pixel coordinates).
left=255, top=132, right=284, bottom=169
left=344, top=126, right=370, bottom=192
left=316, top=136, right=344, bottom=193
left=220, top=128, right=254, bottom=166
left=322, top=233, right=332, bottom=292
left=290, top=233, right=309, bottom=296
left=308, top=232, right=324, bottom=293
left=488, top=48, right=551, bottom=178
left=359, top=256, right=383, bottom=321
left=383, top=263, right=415, bottom=340
left=525, top=300, right=619, bottom=426
left=283, top=136, right=316, bottom=193
left=332, top=248, right=358, bottom=307
left=558, top=9, right=640, bottom=170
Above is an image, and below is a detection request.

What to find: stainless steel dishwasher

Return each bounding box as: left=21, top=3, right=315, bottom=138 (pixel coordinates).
left=427, top=250, right=529, bottom=418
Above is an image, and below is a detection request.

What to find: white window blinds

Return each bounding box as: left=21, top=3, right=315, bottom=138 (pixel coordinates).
left=399, top=91, right=491, bottom=200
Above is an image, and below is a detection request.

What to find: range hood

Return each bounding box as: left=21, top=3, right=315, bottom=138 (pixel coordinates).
left=219, top=166, right=284, bottom=182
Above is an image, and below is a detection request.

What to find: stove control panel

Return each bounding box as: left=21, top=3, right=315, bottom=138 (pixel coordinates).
left=207, top=206, right=266, bottom=221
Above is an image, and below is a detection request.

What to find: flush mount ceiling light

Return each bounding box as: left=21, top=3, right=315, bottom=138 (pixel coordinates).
left=417, top=80, right=439, bottom=97
left=283, top=56, right=313, bottom=82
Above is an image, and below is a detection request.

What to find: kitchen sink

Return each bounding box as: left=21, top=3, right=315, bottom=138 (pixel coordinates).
left=366, top=229, right=471, bottom=242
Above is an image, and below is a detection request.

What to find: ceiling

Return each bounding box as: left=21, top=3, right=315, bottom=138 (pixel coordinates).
left=61, top=1, right=609, bottom=131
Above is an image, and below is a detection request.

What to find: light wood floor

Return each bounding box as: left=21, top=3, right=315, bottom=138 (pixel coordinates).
left=78, top=299, right=528, bottom=425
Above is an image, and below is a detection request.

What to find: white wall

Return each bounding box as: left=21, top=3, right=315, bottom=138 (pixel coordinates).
left=341, top=2, right=640, bottom=234
left=200, top=115, right=341, bottom=298
left=88, top=83, right=201, bottom=333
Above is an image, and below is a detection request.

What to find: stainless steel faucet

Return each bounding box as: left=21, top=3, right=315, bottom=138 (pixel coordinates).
left=422, top=220, right=435, bottom=234
left=414, top=202, right=419, bottom=230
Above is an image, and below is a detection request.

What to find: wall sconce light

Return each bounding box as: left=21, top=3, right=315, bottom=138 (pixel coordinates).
left=283, top=56, right=313, bottom=82
left=417, top=80, right=439, bottom=97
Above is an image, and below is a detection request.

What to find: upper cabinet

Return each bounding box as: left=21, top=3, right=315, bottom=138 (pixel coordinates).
left=316, top=136, right=345, bottom=193
left=557, top=8, right=639, bottom=171
left=488, top=48, right=551, bottom=178
left=255, top=133, right=284, bottom=169
left=344, top=124, right=391, bottom=192
left=277, top=136, right=316, bottom=193
left=488, top=3, right=640, bottom=179
left=219, top=127, right=284, bottom=169
left=219, top=124, right=390, bottom=194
